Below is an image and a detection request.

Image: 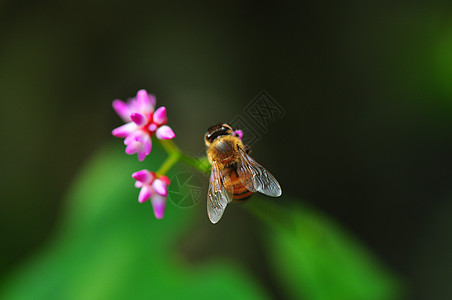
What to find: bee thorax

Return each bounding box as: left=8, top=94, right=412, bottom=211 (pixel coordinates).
left=211, top=139, right=237, bottom=164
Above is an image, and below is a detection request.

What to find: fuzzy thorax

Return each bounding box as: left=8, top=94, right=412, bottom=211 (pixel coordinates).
left=206, top=135, right=244, bottom=168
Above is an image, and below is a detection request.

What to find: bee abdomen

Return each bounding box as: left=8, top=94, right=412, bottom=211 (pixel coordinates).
left=233, top=188, right=253, bottom=201
left=226, top=169, right=253, bottom=201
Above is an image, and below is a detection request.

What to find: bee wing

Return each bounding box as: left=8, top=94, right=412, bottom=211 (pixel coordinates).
left=237, top=147, right=282, bottom=197
left=207, top=161, right=233, bottom=224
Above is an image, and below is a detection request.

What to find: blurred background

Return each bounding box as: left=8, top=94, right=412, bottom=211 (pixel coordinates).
left=1, top=1, right=452, bottom=299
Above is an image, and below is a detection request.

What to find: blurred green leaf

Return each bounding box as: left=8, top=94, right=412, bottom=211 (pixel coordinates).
left=246, top=198, right=403, bottom=300
left=0, top=144, right=267, bottom=300
left=0, top=142, right=404, bottom=300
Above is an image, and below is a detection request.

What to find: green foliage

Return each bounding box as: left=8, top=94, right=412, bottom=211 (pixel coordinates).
left=0, top=143, right=402, bottom=300
left=246, top=199, right=403, bottom=300
left=0, top=144, right=267, bottom=300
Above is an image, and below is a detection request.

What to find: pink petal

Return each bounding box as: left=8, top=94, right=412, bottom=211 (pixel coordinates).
left=144, top=136, right=152, bottom=155
left=148, top=123, right=158, bottom=132
left=125, top=141, right=140, bottom=155
left=112, top=100, right=131, bottom=122
left=137, top=148, right=147, bottom=161
left=149, top=95, right=156, bottom=107
left=234, top=130, right=244, bottom=140
left=131, top=112, right=147, bottom=127
left=125, top=132, right=151, bottom=161
left=152, top=179, right=168, bottom=196
left=136, top=89, right=155, bottom=113
left=135, top=181, right=143, bottom=188
left=153, top=107, right=167, bottom=125
left=132, top=169, right=154, bottom=184
left=124, top=130, right=146, bottom=145
left=138, top=186, right=152, bottom=203
left=124, top=131, right=139, bottom=145
left=156, top=125, right=175, bottom=140
left=159, top=175, right=170, bottom=186
left=112, top=123, right=136, bottom=138
left=127, top=98, right=140, bottom=112
left=151, top=194, right=166, bottom=219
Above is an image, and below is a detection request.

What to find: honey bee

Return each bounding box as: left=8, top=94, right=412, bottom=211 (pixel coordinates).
left=204, top=123, right=282, bottom=223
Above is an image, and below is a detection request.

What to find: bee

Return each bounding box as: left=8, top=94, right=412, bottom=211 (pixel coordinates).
left=204, top=123, right=282, bottom=223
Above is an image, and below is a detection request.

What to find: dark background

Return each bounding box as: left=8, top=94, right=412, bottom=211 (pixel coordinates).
left=1, top=1, right=452, bottom=299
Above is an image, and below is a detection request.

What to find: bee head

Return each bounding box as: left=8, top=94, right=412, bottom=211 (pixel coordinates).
left=204, top=123, right=234, bottom=146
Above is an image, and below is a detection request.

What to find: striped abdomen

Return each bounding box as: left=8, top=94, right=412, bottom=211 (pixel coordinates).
left=224, top=168, right=253, bottom=201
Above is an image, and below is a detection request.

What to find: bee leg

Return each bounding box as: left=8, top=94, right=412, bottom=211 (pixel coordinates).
left=244, top=145, right=252, bottom=154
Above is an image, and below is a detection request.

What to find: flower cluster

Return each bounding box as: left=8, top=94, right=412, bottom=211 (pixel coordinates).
left=112, top=89, right=175, bottom=161
left=132, top=170, right=170, bottom=219
left=233, top=129, right=243, bottom=140
left=112, top=89, right=174, bottom=219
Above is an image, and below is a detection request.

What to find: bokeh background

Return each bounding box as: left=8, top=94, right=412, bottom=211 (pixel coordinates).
left=1, top=1, right=452, bottom=299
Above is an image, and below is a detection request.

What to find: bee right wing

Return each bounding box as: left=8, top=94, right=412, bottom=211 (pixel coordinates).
left=207, top=161, right=233, bottom=224
left=237, top=146, right=282, bottom=197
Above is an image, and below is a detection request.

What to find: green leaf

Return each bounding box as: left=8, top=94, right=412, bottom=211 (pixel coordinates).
left=0, top=144, right=268, bottom=300
left=245, top=198, right=404, bottom=300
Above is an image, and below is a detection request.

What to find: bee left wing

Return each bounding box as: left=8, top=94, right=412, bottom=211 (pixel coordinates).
left=237, top=146, right=282, bottom=197
left=207, top=161, right=233, bottom=224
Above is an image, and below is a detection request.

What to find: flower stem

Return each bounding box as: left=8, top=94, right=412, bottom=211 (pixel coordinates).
left=155, top=151, right=180, bottom=176
left=180, top=153, right=211, bottom=175
left=159, top=139, right=180, bottom=154
left=157, top=140, right=210, bottom=176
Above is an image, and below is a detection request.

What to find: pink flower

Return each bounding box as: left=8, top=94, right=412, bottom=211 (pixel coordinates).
left=112, top=89, right=176, bottom=161
left=233, top=129, right=243, bottom=140
left=132, top=169, right=171, bottom=219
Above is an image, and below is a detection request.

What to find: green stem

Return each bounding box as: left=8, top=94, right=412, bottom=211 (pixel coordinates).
left=180, top=153, right=211, bottom=175
left=156, top=139, right=210, bottom=176
left=155, top=151, right=180, bottom=176
left=159, top=139, right=180, bottom=154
